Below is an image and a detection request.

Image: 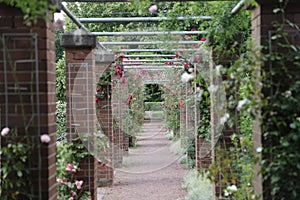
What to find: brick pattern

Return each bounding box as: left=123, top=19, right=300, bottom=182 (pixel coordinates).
left=94, top=51, right=115, bottom=186
left=0, top=4, right=57, bottom=200
left=62, top=38, right=98, bottom=200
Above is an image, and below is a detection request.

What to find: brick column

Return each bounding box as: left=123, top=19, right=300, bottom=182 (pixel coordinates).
left=94, top=49, right=115, bottom=186
left=61, top=29, right=98, bottom=200
left=0, top=3, right=57, bottom=200
left=251, top=1, right=300, bottom=199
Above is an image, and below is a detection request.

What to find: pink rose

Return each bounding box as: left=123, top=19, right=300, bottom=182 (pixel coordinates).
left=1, top=127, right=10, bottom=136
left=66, top=163, right=73, bottom=172
left=75, top=180, right=83, bottom=190
left=40, top=134, right=51, bottom=143
left=149, top=5, right=158, bottom=13
left=71, top=190, right=77, bottom=197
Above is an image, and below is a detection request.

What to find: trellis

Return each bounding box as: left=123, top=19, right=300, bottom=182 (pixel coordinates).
left=60, top=0, right=245, bottom=199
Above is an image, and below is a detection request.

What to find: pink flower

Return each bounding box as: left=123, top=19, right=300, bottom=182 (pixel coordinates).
left=1, top=127, right=10, bottom=136
left=40, top=134, right=51, bottom=143
left=66, top=163, right=73, bottom=172
left=178, top=102, right=183, bottom=109
left=68, top=197, right=74, bottom=200
left=75, top=180, right=83, bottom=190
left=200, top=37, right=206, bottom=41
left=57, top=178, right=64, bottom=184
left=149, top=5, right=158, bottom=13
left=71, top=190, right=77, bottom=197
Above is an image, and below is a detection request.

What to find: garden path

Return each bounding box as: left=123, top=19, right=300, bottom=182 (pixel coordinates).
left=98, top=119, right=188, bottom=200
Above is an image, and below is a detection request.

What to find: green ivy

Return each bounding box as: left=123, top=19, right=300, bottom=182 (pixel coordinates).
left=0, top=0, right=56, bottom=24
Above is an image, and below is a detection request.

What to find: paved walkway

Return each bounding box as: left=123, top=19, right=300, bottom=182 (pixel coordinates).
left=99, top=119, right=188, bottom=200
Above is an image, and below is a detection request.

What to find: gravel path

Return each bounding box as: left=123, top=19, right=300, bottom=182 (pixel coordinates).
left=99, top=120, right=188, bottom=200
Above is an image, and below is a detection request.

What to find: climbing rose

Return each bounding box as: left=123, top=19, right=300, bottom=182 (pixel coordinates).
left=75, top=180, right=83, bottom=190
left=178, top=102, right=183, bottom=109
left=68, top=197, right=74, bottom=200
left=66, top=163, right=73, bottom=172
left=200, top=37, right=206, bottom=41
left=57, top=178, right=64, bottom=184
left=184, top=62, right=190, bottom=69
left=1, top=127, right=10, bottom=136
left=40, top=134, right=51, bottom=143
left=149, top=5, right=158, bottom=13
left=96, top=97, right=99, bottom=103
left=71, top=190, right=77, bottom=197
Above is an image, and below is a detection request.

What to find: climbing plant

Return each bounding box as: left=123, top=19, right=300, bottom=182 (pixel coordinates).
left=259, top=1, right=300, bottom=199
left=0, top=0, right=56, bottom=24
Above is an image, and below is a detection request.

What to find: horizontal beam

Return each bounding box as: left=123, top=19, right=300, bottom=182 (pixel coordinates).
left=124, top=65, right=184, bottom=69
left=123, top=59, right=183, bottom=62
left=115, top=48, right=198, bottom=53
left=123, top=54, right=177, bottom=58
left=93, top=31, right=208, bottom=36
left=101, top=41, right=203, bottom=45
left=79, top=16, right=212, bottom=23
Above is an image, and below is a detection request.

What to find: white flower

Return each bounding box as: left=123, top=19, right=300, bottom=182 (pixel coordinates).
left=1, top=127, right=10, bottom=136
left=40, top=134, right=51, bottom=143
left=149, top=5, right=158, bottom=13
left=188, top=68, right=194, bottom=73
left=216, top=65, right=222, bottom=76
left=237, top=99, right=250, bottom=111
left=297, top=117, right=300, bottom=122
left=181, top=72, right=194, bottom=83
left=220, top=113, right=230, bottom=125
left=256, top=147, right=263, bottom=153
left=208, top=84, right=218, bottom=93
left=224, top=190, right=229, bottom=197
left=227, top=185, right=237, bottom=192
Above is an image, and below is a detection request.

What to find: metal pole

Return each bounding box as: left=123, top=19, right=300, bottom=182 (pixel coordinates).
left=123, top=59, right=183, bottom=62
left=115, top=48, right=198, bottom=53
left=79, top=16, right=212, bottom=23
left=92, top=31, right=208, bottom=36
left=124, top=65, right=184, bottom=69
left=123, top=54, right=177, bottom=58
left=231, top=0, right=245, bottom=16
left=101, top=41, right=203, bottom=45
left=61, top=3, right=107, bottom=50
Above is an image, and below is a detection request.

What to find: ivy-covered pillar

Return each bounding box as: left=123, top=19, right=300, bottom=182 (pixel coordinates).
left=251, top=1, right=300, bottom=199
left=61, top=28, right=98, bottom=200
left=0, top=2, right=58, bottom=199
left=94, top=49, right=115, bottom=186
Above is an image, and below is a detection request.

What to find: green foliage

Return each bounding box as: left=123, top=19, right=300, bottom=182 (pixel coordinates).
left=55, top=29, right=65, bottom=62
left=56, top=54, right=66, bottom=102
left=0, top=129, right=33, bottom=199
left=144, top=102, right=163, bottom=111
left=144, top=84, right=164, bottom=102
left=56, top=139, right=91, bottom=200
left=56, top=100, right=67, bottom=139
left=260, top=1, right=300, bottom=199
left=0, top=0, right=56, bottom=24
left=182, top=170, right=213, bottom=200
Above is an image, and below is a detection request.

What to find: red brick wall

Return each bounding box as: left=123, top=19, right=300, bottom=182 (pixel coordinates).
left=0, top=4, right=57, bottom=200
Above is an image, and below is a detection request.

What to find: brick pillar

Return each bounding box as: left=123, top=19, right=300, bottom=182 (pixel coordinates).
left=251, top=1, right=300, bottom=199
left=0, top=3, right=57, bottom=200
left=94, top=49, right=115, bottom=186
left=60, top=29, right=98, bottom=200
